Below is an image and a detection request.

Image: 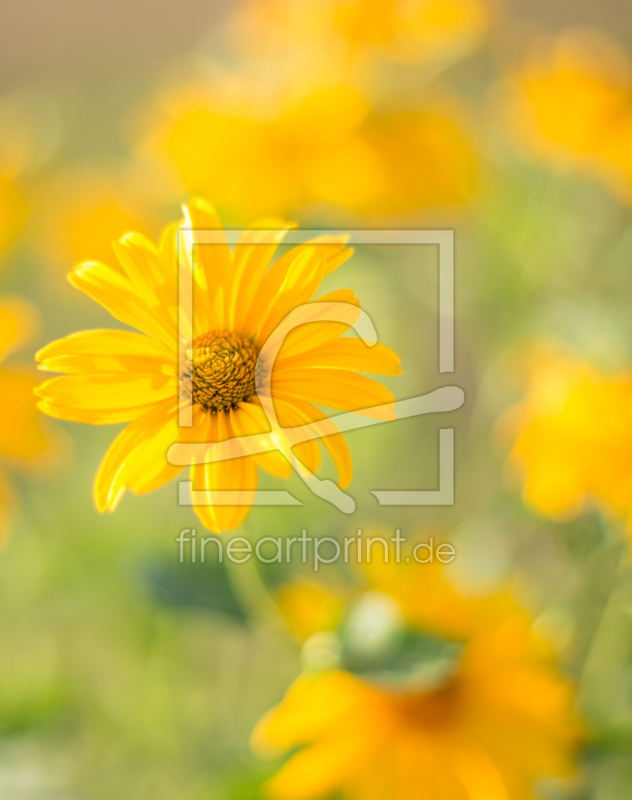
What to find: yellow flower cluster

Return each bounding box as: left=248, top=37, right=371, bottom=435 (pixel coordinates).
left=133, top=0, right=485, bottom=222
left=139, top=86, right=478, bottom=221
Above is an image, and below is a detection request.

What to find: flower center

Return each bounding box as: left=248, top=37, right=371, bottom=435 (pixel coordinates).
left=181, top=330, right=258, bottom=412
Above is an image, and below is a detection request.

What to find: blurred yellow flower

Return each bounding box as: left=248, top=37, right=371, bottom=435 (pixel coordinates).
left=0, top=297, right=59, bottom=536
left=0, top=175, right=26, bottom=264
left=506, top=32, right=631, bottom=161
left=135, top=0, right=483, bottom=221
left=139, top=85, right=369, bottom=221
left=35, top=168, right=160, bottom=276
left=35, top=197, right=401, bottom=533
left=334, top=0, right=489, bottom=63
left=363, top=546, right=527, bottom=640
left=139, top=82, right=478, bottom=220
left=254, top=563, right=581, bottom=800
left=503, top=30, right=632, bottom=201
left=598, top=110, right=632, bottom=202
left=502, top=352, right=632, bottom=527
left=0, top=91, right=63, bottom=265
left=231, top=0, right=489, bottom=66
left=275, top=579, right=347, bottom=639
left=310, top=108, right=478, bottom=215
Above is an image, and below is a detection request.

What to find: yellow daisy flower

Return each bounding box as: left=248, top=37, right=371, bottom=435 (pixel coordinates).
left=501, top=351, right=632, bottom=528
left=0, top=296, right=59, bottom=536
left=254, top=563, right=581, bottom=800
left=35, top=197, right=401, bottom=533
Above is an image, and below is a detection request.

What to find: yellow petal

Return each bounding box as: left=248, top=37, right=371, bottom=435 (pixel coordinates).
left=265, top=736, right=362, bottom=800
left=36, top=329, right=175, bottom=375
left=250, top=248, right=324, bottom=347
left=276, top=290, right=361, bottom=360
left=274, top=338, right=402, bottom=376
left=36, top=401, right=160, bottom=425
left=253, top=671, right=370, bottom=750
left=273, top=398, right=322, bottom=476
left=230, top=402, right=292, bottom=479
left=94, top=398, right=203, bottom=511
left=246, top=238, right=350, bottom=345
left=186, top=196, right=232, bottom=331
left=69, top=261, right=176, bottom=353
left=230, top=221, right=296, bottom=334
left=273, top=369, right=396, bottom=420
left=274, top=397, right=353, bottom=489
left=36, top=373, right=177, bottom=424
left=95, top=398, right=172, bottom=510
left=158, top=218, right=196, bottom=340
left=190, top=411, right=258, bottom=533
left=112, top=232, right=179, bottom=341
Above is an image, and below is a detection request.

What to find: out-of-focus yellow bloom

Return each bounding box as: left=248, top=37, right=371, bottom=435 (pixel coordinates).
left=36, top=169, right=160, bottom=275
left=506, top=32, right=632, bottom=162
left=231, top=0, right=489, bottom=66
left=35, top=197, right=401, bottom=533
left=140, top=85, right=368, bottom=220
left=0, top=297, right=59, bottom=536
left=254, top=639, right=578, bottom=800
left=274, top=539, right=514, bottom=641
left=502, top=352, right=632, bottom=526
left=254, top=562, right=581, bottom=800
left=139, top=82, right=478, bottom=220
left=0, top=175, right=26, bottom=263
left=310, top=108, right=478, bottom=215
left=0, top=103, right=30, bottom=262
left=136, top=0, right=483, bottom=220
left=0, top=92, right=61, bottom=264
left=598, top=111, right=632, bottom=202
left=503, top=30, right=632, bottom=202
left=363, top=547, right=527, bottom=640
left=275, top=580, right=347, bottom=639
left=334, top=0, right=489, bottom=62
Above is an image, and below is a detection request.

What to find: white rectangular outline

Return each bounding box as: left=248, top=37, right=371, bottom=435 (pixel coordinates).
left=177, top=229, right=455, bottom=506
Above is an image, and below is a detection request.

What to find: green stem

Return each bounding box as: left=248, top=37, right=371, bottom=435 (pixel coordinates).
left=223, top=517, right=292, bottom=639
left=576, top=532, right=628, bottom=705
